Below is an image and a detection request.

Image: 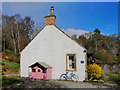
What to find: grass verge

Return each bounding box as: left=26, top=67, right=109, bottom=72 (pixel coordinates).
left=2, top=76, right=22, bottom=86
left=106, top=73, right=120, bottom=85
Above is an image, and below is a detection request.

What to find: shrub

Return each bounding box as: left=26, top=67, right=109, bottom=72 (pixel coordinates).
left=96, top=49, right=114, bottom=63
left=2, top=52, right=20, bottom=63
left=2, top=52, right=6, bottom=58
left=87, top=63, right=103, bottom=80
left=7, top=55, right=20, bottom=63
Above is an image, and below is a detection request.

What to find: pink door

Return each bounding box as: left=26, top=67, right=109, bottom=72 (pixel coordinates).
left=36, top=69, right=43, bottom=79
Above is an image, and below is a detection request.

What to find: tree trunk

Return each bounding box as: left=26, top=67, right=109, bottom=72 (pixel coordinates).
left=10, top=26, right=17, bottom=54
left=95, top=44, right=97, bottom=51
left=12, top=33, right=17, bottom=54
left=3, top=37, right=5, bottom=52
left=17, top=25, right=20, bottom=53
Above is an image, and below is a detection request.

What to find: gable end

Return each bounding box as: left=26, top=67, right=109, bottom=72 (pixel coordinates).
left=21, top=25, right=86, bottom=53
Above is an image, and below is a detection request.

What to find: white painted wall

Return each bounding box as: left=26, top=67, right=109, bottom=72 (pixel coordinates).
left=20, top=25, right=86, bottom=81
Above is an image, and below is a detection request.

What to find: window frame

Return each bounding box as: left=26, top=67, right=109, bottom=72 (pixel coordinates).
left=66, top=53, right=76, bottom=71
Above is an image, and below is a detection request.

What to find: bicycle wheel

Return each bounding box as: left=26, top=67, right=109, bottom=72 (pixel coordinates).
left=59, top=74, right=67, bottom=80
left=72, top=75, right=79, bottom=81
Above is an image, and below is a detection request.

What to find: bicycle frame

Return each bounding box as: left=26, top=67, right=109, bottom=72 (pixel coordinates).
left=60, top=71, right=79, bottom=81
left=63, top=72, right=75, bottom=80
left=63, top=72, right=69, bottom=79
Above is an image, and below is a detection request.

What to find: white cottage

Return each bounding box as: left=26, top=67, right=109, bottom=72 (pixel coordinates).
left=20, top=6, right=87, bottom=81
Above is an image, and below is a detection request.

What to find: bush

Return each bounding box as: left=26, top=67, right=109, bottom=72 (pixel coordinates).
left=2, top=52, right=6, bottom=58
left=7, top=55, right=20, bottom=63
left=97, top=49, right=114, bottom=63
left=87, top=63, right=103, bottom=80
left=2, top=52, right=20, bottom=63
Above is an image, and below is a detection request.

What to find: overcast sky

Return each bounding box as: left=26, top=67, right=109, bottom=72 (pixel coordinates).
left=2, top=2, right=118, bottom=35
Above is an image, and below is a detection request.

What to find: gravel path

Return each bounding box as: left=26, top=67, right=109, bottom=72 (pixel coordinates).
left=3, top=79, right=119, bottom=89
left=54, top=80, right=118, bottom=89
left=3, top=79, right=66, bottom=88
left=54, top=81, right=97, bottom=88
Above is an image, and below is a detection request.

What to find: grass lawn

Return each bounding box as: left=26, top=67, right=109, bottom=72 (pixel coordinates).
left=106, top=73, right=120, bottom=85
left=2, top=76, right=22, bottom=86
left=0, top=59, right=20, bottom=74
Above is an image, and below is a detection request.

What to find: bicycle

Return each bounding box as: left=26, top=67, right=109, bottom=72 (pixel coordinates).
left=59, top=71, right=79, bottom=81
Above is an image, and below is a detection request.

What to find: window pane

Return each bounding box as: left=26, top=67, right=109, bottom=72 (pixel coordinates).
left=43, top=69, right=46, bottom=73
left=68, top=54, right=75, bottom=70
left=32, top=69, right=36, bottom=72
left=38, top=70, right=40, bottom=72
left=72, top=63, right=75, bottom=69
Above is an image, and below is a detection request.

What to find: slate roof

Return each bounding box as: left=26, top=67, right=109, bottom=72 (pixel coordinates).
left=38, top=62, right=52, bottom=68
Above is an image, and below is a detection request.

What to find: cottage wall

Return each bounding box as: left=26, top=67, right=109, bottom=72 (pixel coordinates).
left=50, top=26, right=86, bottom=81
left=21, top=26, right=53, bottom=77
left=20, top=25, right=86, bottom=81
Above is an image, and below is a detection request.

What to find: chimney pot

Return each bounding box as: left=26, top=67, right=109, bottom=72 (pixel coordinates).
left=50, top=6, right=54, bottom=15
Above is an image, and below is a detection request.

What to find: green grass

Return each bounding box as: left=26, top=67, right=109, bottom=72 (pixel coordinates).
left=106, top=73, right=120, bottom=85
left=0, top=59, right=21, bottom=87
left=2, top=76, right=22, bottom=86
left=1, top=59, right=20, bottom=70
left=0, top=59, right=20, bottom=73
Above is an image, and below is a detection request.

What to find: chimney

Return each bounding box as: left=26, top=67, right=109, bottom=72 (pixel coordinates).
left=50, top=6, right=54, bottom=15
left=44, top=6, right=56, bottom=26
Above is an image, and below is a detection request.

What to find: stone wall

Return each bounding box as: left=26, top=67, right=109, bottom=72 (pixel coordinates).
left=100, top=63, right=120, bottom=74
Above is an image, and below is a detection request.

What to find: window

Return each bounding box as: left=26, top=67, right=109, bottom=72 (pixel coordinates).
left=43, top=69, right=46, bottom=73
left=38, top=70, right=40, bottom=72
left=66, top=54, right=76, bottom=71
left=32, top=69, right=36, bottom=72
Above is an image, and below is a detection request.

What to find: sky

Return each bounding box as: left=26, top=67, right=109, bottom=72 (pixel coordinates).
left=2, top=2, right=118, bottom=35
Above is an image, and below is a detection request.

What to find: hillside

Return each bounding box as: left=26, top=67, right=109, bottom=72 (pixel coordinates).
left=1, top=59, right=20, bottom=74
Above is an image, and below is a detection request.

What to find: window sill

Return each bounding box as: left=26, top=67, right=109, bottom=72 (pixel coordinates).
left=66, top=69, right=76, bottom=71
